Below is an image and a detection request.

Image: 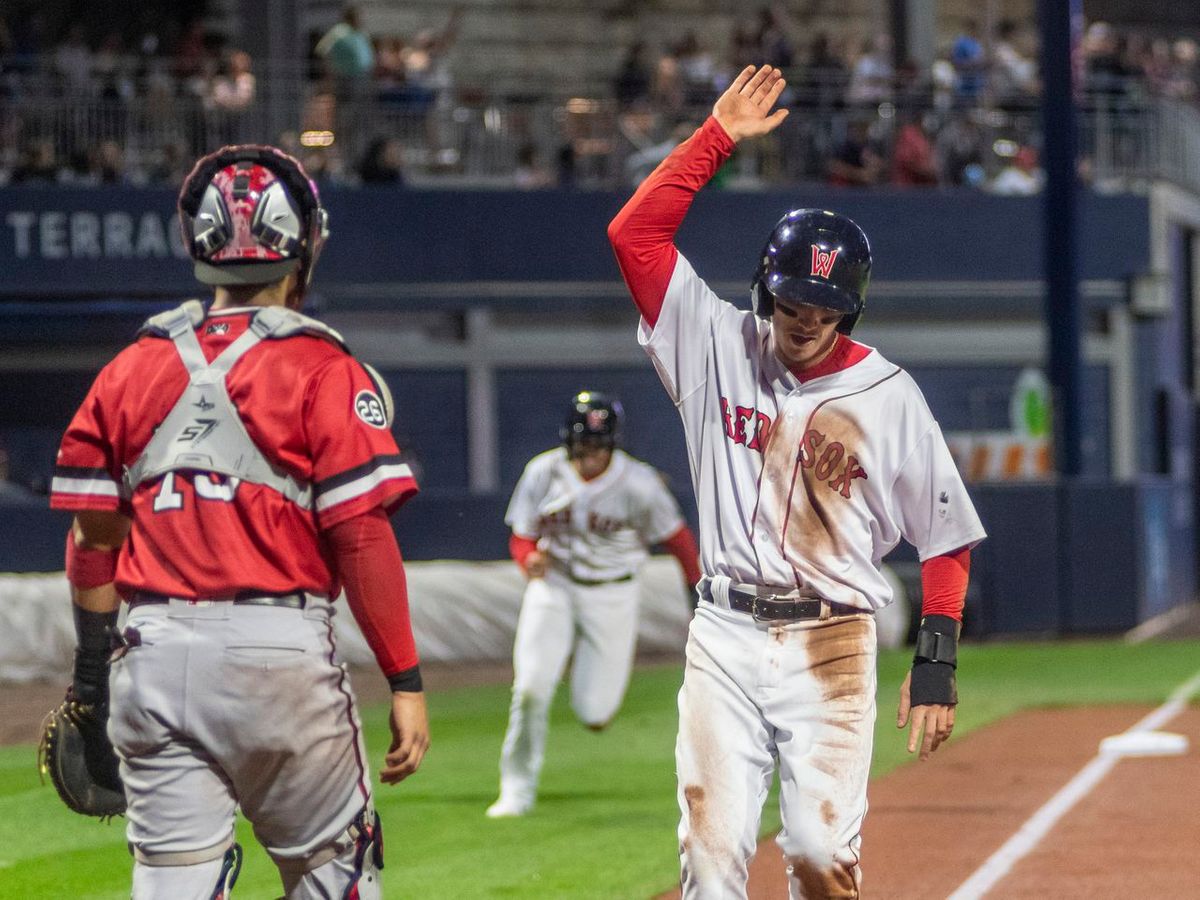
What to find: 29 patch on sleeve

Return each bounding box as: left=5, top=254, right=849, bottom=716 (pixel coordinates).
left=354, top=390, right=389, bottom=429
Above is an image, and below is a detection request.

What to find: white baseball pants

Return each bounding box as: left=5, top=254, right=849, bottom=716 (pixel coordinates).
left=108, top=599, right=379, bottom=899
left=676, top=602, right=877, bottom=900
left=495, top=571, right=640, bottom=805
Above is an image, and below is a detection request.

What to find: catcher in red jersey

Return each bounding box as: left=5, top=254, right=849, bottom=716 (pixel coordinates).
left=48, top=145, right=427, bottom=899
left=609, top=66, right=985, bottom=898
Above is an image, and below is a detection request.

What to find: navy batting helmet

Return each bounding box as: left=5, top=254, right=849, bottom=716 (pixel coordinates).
left=178, top=144, right=329, bottom=291
left=751, top=209, right=872, bottom=334
left=560, top=391, right=622, bottom=453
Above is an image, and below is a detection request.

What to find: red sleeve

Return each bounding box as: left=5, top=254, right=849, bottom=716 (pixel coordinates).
left=50, top=364, right=127, bottom=514
left=326, top=508, right=419, bottom=677
left=919, top=546, right=971, bottom=621
left=306, top=356, right=419, bottom=530
left=607, top=116, right=736, bottom=327
left=509, top=533, right=539, bottom=573
left=660, top=525, right=702, bottom=587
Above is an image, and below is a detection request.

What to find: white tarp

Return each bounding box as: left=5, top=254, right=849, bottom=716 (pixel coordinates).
left=0, top=559, right=907, bottom=683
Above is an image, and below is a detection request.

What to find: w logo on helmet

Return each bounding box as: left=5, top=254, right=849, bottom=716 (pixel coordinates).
left=810, top=245, right=840, bottom=279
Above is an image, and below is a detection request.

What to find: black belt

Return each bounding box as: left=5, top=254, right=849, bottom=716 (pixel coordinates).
left=567, top=573, right=634, bottom=587
left=128, top=591, right=309, bottom=610
left=719, top=585, right=866, bottom=622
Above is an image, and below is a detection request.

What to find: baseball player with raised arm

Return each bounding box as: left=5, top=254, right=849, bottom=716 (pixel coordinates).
left=608, top=66, right=986, bottom=898
left=486, top=391, right=701, bottom=818
left=48, top=145, right=428, bottom=899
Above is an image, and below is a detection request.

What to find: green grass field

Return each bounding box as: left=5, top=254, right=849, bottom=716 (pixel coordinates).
left=2, top=639, right=1198, bottom=899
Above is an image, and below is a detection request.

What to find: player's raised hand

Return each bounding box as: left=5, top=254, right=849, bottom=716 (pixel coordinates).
left=897, top=671, right=955, bottom=760
left=382, top=691, right=430, bottom=784
left=712, top=65, right=789, bottom=143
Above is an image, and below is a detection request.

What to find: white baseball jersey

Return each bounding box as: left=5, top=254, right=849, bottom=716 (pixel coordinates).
left=640, top=254, right=986, bottom=610
left=506, top=447, right=686, bottom=582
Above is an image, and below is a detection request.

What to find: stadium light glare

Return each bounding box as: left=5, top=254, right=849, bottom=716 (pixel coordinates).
left=300, top=130, right=335, bottom=148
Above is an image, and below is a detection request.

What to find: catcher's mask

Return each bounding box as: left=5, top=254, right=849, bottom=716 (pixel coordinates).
left=178, top=145, right=329, bottom=299
left=751, top=208, right=872, bottom=335
left=561, top=391, right=622, bottom=458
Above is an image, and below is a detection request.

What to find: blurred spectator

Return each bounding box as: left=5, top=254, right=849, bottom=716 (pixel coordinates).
left=992, top=20, right=1038, bottom=103
left=650, top=51, right=685, bottom=119
left=318, top=6, right=376, bottom=160
left=614, top=41, right=652, bottom=108
left=80, top=140, right=131, bottom=185
left=210, top=50, right=256, bottom=113
left=172, top=20, right=208, bottom=80
left=846, top=34, right=893, bottom=105
left=514, top=142, right=554, bottom=189
left=94, top=32, right=135, bottom=102
left=11, top=139, right=60, bottom=184
left=890, top=113, right=939, bottom=186
left=317, top=6, right=375, bottom=81
left=403, top=7, right=461, bottom=97
left=53, top=24, right=94, bottom=95
left=951, top=20, right=986, bottom=103
left=358, top=136, right=406, bottom=185
left=827, top=119, right=883, bottom=186
left=1168, top=38, right=1199, bottom=101
left=935, top=113, right=986, bottom=186
left=989, top=145, right=1043, bottom=195
left=755, top=6, right=795, bottom=70
left=674, top=31, right=718, bottom=105
left=800, top=32, right=848, bottom=108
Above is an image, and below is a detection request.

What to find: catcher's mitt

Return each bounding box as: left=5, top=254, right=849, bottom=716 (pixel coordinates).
left=37, top=689, right=126, bottom=819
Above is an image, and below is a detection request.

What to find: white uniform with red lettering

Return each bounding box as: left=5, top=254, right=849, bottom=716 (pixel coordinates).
left=643, top=254, right=985, bottom=895
left=492, top=447, right=686, bottom=813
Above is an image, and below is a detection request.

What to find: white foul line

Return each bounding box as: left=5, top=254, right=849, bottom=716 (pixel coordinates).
left=946, top=669, right=1200, bottom=900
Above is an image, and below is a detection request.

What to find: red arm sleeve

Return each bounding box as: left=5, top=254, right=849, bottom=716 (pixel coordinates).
left=326, top=508, right=420, bottom=683
left=918, top=546, right=971, bottom=621
left=509, top=533, right=539, bottom=573
left=660, top=525, right=702, bottom=588
left=607, top=117, right=736, bottom=327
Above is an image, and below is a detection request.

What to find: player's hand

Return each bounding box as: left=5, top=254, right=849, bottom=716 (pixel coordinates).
left=382, top=691, right=430, bottom=784
left=712, top=65, right=789, bottom=143
left=897, top=671, right=955, bottom=761
left=525, top=551, right=549, bottom=579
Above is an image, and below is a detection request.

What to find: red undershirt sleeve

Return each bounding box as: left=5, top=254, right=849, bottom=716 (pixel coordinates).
left=660, top=525, right=702, bottom=587
left=607, top=117, right=736, bottom=327
left=918, top=546, right=971, bottom=621
left=326, top=508, right=420, bottom=683
left=509, top=533, right=539, bottom=574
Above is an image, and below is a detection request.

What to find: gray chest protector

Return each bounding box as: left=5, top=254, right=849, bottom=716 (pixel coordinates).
left=124, top=301, right=348, bottom=510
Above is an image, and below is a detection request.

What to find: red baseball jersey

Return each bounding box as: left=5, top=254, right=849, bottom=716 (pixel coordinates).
left=50, top=307, right=418, bottom=599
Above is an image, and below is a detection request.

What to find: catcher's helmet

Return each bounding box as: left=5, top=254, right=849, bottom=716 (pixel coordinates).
left=751, top=209, right=872, bottom=334
left=178, top=144, right=329, bottom=290
left=560, top=391, right=622, bottom=453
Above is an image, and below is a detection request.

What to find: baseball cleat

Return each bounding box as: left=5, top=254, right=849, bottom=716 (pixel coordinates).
left=485, top=796, right=532, bottom=818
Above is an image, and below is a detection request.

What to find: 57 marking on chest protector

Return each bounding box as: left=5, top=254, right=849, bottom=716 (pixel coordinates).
left=798, top=429, right=868, bottom=499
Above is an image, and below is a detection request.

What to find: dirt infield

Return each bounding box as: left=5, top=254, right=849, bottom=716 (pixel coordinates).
left=667, top=703, right=1200, bottom=899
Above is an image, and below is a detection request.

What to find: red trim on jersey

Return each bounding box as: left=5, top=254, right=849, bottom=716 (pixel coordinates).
left=327, top=509, right=419, bottom=677
left=659, top=525, right=702, bottom=587
left=509, top=533, right=540, bottom=573
left=793, top=334, right=872, bottom=383
left=65, top=531, right=119, bottom=589
left=608, top=117, right=735, bottom=327
left=919, top=546, right=971, bottom=621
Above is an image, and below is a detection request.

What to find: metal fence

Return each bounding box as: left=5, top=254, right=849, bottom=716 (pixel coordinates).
left=2, top=59, right=1199, bottom=193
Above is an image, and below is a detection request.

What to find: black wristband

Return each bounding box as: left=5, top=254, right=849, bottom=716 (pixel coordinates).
left=910, top=660, right=957, bottom=706
left=74, top=605, right=118, bottom=657
left=913, top=614, right=959, bottom=668
left=72, top=606, right=118, bottom=707
left=387, top=665, right=423, bottom=693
